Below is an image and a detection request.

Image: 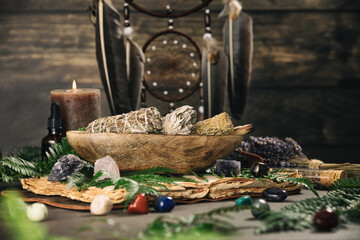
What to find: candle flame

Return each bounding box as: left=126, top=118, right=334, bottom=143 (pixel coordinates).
left=72, top=80, right=77, bottom=90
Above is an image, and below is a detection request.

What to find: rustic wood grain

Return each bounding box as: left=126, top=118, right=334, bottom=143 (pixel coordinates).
left=1, top=12, right=359, bottom=89
left=0, top=0, right=359, bottom=12
left=238, top=88, right=360, bottom=146
left=66, top=131, right=243, bottom=173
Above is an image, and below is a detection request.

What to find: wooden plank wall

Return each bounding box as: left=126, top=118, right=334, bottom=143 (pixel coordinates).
left=0, top=0, right=359, bottom=163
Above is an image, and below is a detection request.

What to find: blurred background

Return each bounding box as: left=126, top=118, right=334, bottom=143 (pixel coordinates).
left=0, top=0, right=359, bottom=163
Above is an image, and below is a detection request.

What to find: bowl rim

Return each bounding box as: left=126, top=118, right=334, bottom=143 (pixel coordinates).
left=66, top=130, right=243, bottom=139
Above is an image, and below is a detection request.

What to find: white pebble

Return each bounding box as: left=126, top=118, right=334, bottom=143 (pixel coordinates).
left=90, top=195, right=113, bottom=215
left=27, top=203, right=48, bottom=222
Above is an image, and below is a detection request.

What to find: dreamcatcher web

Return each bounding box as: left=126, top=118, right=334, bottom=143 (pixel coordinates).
left=143, top=30, right=201, bottom=102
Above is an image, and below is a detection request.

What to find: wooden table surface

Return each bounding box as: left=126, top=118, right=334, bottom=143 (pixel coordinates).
left=0, top=186, right=359, bottom=240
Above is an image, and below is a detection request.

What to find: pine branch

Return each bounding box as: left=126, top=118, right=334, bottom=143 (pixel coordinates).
left=188, top=170, right=209, bottom=182
left=142, top=205, right=251, bottom=239
left=256, top=187, right=360, bottom=234
left=328, top=178, right=360, bottom=191
left=277, top=177, right=319, bottom=197
left=0, top=157, right=39, bottom=182
left=37, top=138, right=77, bottom=175
left=14, top=146, right=42, bottom=163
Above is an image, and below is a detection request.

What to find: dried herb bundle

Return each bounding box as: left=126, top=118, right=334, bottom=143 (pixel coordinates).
left=86, top=107, right=163, bottom=134
left=162, top=105, right=197, bottom=135
left=193, top=112, right=233, bottom=135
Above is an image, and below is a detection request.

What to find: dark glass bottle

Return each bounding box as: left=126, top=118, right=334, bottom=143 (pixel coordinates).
left=41, top=103, right=64, bottom=160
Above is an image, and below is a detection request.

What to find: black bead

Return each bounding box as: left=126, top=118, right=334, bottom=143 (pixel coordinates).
left=262, top=187, right=288, bottom=202
left=250, top=162, right=269, bottom=177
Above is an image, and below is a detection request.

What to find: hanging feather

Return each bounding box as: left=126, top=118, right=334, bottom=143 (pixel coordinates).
left=127, top=40, right=144, bottom=110
left=201, top=34, right=228, bottom=119
left=93, top=0, right=144, bottom=114
left=123, top=3, right=144, bottom=110
left=221, top=0, right=253, bottom=120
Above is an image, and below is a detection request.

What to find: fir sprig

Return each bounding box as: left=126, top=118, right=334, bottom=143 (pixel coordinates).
left=255, top=187, right=360, bottom=234
left=328, top=177, right=360, bottom=191
left=1, top=157, right=39, bottom=178
left=238, top=168, right=319, bottom=196
left=1, top=191, right=72, bottom=240
left=141, top=205, right=251, bottom=239
left=37, top=138, right=77, bottom=176
left=0, top=147, right=42, bottom=182
left=264, top=172, right=319, bottom=197
left=66, top=168, right=190, bottom=210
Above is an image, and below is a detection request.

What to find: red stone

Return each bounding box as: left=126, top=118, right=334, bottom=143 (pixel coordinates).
left=127, top=194, right=149, bottom=214
left=313, top=208, right=338, bottom=231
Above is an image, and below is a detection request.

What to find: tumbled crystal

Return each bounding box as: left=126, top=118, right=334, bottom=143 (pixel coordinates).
left=251, top=199, right=270, bottom=219
left=250, top=162, right=269, bottom=177
left=154, top=196, right=175, bottom=212
left=262, top=188, right=288, bottom=202
left=90, top=195, right=113, bottom=215
left=48, top=154, right=85, bottom=182
left=313, top=208, right=338, bottom=231
left=215, top=159, right=241, bottom=177
left=26, top=203, right=48, bottom=222
left=127, top=194, right=149, bottom=214
left=94, top=156, right=120, bottom=180
left=235, top=195, right=252, bottom=206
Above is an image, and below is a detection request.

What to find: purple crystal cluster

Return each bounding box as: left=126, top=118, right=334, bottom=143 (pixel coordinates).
left=239, top=136, right=305, bottom=168
left=48, top=154, right=85, bottom=182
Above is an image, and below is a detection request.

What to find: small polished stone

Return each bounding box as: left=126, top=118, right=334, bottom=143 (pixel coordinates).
left=250, top=162, right=270, bottom=177
left=127, top=194, right=149, bottom=214
left=313, top=208, right=338, bottom=231
left=235, top=195, right=252, bottom=206
left=27, top=203, right=48, bottom=222
left=90, top=195, right=113, bottom=215
left=262, top=187, right=288, bottom=202
left=215, top=159, right=241, bottom=177
left=251, top=199, right=270, bottom=219
left=154, top=196, right=175, bottom=212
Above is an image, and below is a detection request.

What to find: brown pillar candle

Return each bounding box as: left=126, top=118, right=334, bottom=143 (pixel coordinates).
left=51, top=81, right=101, bottom=132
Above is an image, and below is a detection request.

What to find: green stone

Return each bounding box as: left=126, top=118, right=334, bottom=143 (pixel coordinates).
left=235, top=195, right=252, bottom=206
left=251, top=199, right=270, bottom=219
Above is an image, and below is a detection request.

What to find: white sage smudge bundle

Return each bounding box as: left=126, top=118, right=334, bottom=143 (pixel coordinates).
left=162, top=105, right=197, bottom=135
left=86, top=107, right=163, bottom=134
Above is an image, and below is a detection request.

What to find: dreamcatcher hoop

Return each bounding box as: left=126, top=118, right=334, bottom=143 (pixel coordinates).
left=125, top=0, right=213, bottom=18
left=142, top=29, right=202, bottom=103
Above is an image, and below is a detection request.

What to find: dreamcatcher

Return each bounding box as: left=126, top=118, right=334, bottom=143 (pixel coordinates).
left=89, top=0, right=253, bottom=119
left=127, top=0, right=211, bottom=115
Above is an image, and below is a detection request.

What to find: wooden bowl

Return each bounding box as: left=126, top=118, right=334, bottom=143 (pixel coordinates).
left=66, top=131, right=243, bottom=173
